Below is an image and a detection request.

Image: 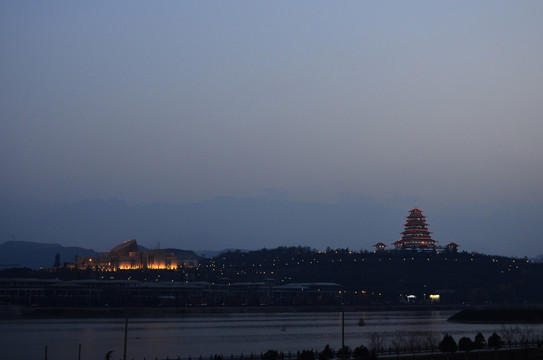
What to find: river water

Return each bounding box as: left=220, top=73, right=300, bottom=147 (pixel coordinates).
left=2, top=310, right=543, bottom=360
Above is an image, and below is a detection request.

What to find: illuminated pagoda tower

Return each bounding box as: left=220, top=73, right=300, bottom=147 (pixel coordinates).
left=392, top=208, right=437, bottom=251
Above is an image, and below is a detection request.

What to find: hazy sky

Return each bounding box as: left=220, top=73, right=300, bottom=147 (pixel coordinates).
left=2, top=1, right=543, bottom=209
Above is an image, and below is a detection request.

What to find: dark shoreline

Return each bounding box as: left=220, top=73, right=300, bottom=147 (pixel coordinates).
left=1, top=304, right=464, bottom=318
left=448, top=307, right=543, bottom=324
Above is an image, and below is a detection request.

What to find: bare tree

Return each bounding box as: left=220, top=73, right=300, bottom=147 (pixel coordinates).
left=390, top=331, right=406, bottom=358
left=406, top=331, right=422, bottom=356
left=422, top=331, right=440, bottom=354
left=519, top=326, right=535, bottom=349
left=368, top=332, right=385, bottom=354
left=500, top=325, right=521, bottom=348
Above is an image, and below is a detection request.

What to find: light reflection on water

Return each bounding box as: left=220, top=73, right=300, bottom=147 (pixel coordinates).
left=2, top=310, right=543, bottom=360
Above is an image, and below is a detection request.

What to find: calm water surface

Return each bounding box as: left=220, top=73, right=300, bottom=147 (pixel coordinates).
left=2, top=310, right=542, bottom=360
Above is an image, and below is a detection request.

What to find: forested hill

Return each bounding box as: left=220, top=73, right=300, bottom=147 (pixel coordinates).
left=2, top=244, right=542, bottom=304
left=196, top=247, right=543, bottom=304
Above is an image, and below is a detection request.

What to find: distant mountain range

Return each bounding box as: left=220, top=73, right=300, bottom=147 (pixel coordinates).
left=0, top=241, right=99, bottom=269
left=0, top=197, right=407, bottom=253
left=1, top=197, right=542, bottom=259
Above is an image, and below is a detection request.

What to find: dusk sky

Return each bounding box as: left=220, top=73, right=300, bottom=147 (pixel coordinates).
left=1, top=2, right=542, bottom=256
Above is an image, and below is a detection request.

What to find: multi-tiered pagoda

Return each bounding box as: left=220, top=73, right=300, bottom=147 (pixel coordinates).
left=392, top=208, right=437, bottom=251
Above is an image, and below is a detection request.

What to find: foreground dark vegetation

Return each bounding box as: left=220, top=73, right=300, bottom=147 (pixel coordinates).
left=146, top=330, right=543, bottom=360
left=450, top=309, right=543, bottom=323
left=165, top=348, right=543, bottom=360
left=1, top=247, right=543, bottom=308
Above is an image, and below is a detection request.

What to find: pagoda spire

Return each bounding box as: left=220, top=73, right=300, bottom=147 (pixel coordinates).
left=392, top=208, right=437, bottom=251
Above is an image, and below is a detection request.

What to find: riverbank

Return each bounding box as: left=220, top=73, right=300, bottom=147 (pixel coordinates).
left=0, top=304, right=464, bottom=318
left=448, top=307, right=543, bottom=323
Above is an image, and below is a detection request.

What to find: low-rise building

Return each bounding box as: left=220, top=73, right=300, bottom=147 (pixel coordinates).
left=74, top=239, right=179, bottom=270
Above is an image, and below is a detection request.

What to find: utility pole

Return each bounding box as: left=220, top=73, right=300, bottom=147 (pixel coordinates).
left=341, top=310, right=345, bottom=359
left=123, top=311, right=128, bottom=360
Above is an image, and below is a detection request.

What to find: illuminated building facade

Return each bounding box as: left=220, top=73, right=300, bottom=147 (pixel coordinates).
left=392, top=208, right=437, bottom=250
left=75, top=239, right=179, bottom=270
